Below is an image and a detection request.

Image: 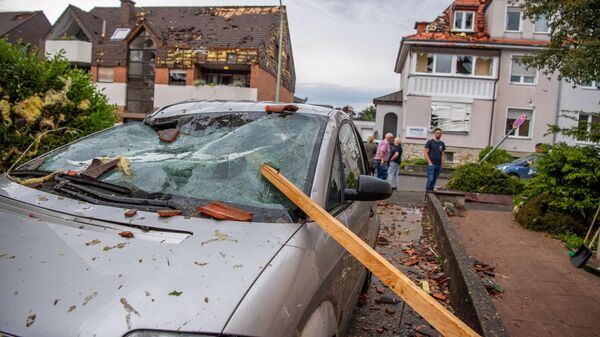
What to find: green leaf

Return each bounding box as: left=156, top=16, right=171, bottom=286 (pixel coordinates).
left=168, top=290, right=183, bottom=296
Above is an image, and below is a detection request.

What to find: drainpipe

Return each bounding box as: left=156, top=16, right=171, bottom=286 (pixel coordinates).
left=275, top=0, right=284, bottom=102
left=553, top=77, right=562, bottom=144
left=488, top=52, right=502, bottom=147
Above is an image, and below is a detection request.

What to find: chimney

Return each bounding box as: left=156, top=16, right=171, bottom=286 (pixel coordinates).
left=120, top=0, right=136, bottom=25
left=414, top=21, right=429, bottom=35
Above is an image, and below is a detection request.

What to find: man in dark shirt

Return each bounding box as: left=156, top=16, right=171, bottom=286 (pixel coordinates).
left=424, top=128, right=446, bottom=193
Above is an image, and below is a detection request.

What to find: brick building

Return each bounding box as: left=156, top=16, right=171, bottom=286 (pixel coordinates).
left=44, top=1, right=296, bottom=119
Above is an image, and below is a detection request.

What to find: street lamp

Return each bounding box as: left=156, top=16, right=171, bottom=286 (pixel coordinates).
left=275, top=0, right=284, bottom=102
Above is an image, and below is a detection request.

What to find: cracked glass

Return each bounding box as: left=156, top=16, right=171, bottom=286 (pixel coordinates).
left=39, top=112, right=327, bottom=211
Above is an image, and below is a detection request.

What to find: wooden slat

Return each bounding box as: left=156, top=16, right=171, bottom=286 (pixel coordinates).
left=260, top=164, right=480, bottom=337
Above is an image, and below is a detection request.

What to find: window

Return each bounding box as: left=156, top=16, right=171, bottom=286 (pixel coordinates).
left=326, top=146, right=343, bottom=211
left=415, top=53, right=495, bottom=78
left=110, top=28, right=131, bottom=41
left=578, top=113, right=600, bottom=141
left=169, top=69, right=187, bottom=85
left=97, top=66, right=114, bottom=83
left=510, top=57, right=536, bottom=84
left=506, top=7, right=522, bottom=31
left=474, top=57, right=493, bottom=76
left=416, top=53, right=434, bottom=73
left=534, top=14, right=550, bottom=33
left=435, top=54, right=453, bottom=74
left=430, top=102, right=471, bottom=133
left=444, top=152, right=454, bottom=163
left=453, top=11, right=475, bottom=31
left=580, top=81, right=598, bottom=89
left=338, top=123, right=365, bottom=190
left=455, top=56, right=473, bottom=75
left=506, top=109, right=533, bottom=138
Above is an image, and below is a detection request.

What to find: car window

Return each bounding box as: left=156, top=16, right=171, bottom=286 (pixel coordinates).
left=338, top=123, right=365, bottom=189
left=326, top=146, right=343, bottom=211
left=38, top=113, right=327, bottom=212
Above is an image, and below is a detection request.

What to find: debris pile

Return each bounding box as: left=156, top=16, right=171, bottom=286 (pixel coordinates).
left=474, top=260, right=505, bottom=296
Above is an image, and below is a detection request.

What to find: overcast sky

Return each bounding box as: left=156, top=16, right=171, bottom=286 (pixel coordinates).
left=0, top=0, right=448, bottom=110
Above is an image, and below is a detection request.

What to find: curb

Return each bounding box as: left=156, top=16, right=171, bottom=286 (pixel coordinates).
left=399, top=170, right=452, bottom=179
left=426, top=193, right=508, bottom=337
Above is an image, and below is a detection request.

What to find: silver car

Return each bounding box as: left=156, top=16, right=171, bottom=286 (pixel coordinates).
left=0, top=101, right=391, bottom=337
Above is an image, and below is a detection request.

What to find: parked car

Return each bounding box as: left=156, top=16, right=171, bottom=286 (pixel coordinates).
left=0, top=101, right=392, bottom=337
left=496, top=154, right=539, bottom=179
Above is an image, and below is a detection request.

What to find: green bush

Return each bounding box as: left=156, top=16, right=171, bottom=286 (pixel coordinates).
left=478, top=146, right=514, bottom=166
left=0, top=38, right=117, bottom=171
left=515, top=143, right=600, bottom=236
left=400, top=157, right=428, bottom=169
left=446, top=163, right=525, bottom=195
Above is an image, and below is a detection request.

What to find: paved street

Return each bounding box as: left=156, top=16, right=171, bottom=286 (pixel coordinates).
left=396, top=174, right=449, bottom=193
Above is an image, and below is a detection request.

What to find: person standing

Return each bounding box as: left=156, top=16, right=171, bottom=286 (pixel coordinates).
left=388, top=137, right=403, bottom=190
left=364, top=136, right=378, bottom=176
left=424, top=128, right=445, bottom=193
left=374, top=133, right=393, bottom=180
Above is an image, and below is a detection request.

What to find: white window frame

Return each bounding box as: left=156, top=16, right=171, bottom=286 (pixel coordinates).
left=576, top=113, right=598, bottom=145
left=453, top=11, right=475, bottom=32
left=97, top=66, right=114, bottom=83
left=110, top=28, right=131, bottom=41
left=506, top=107, right=534, bottom=139
left=412, top=53, right=497, bottom=79
left=509, top=55, right=537, bottom=85
left=430, top=101, right=472, bottom=133
left=505, top=7, right=522, bottom=32
left=169, top=69, right=188, bottom=86
left=533, top=14, right=550, bottom=34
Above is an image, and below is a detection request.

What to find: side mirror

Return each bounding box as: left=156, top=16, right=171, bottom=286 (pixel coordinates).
left=344, top=175, right=393, bottom=201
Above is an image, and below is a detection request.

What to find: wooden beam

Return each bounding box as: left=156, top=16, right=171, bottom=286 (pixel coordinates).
left=260, top=164, right=480, bottom=337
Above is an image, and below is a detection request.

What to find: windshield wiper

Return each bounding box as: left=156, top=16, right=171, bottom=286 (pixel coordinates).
left=10, top=170, right=132, bottom=195
left=54, top=176, right=176, bottom=212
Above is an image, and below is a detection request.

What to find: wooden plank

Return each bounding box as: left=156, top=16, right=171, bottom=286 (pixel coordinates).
left=260, top=164, right=480, bottom=337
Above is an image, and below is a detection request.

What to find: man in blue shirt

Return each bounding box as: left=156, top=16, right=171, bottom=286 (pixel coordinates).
left=424, top=128, right=446, bottom=193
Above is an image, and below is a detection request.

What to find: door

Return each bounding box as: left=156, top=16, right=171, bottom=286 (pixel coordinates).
left=126, top=29, right=156, bottom=114
left=383, top=112, right=398, bottom=137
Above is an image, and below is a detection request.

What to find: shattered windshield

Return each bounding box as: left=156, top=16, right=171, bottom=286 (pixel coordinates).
left=38, top=112, right=327, bottom=214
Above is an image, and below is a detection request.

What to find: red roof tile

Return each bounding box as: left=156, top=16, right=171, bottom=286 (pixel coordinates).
left=406, top=0, right=549, bottom=47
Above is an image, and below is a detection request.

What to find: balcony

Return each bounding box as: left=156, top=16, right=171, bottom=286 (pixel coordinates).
left=154, top=84, right=258, bottom=108
left=45, top=40, right=92, bottom=65
left=407, top=75, right=495, bottom=100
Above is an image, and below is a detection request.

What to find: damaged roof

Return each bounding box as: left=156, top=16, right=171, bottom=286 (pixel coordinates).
left=63, top=5, right=282, bottom=49
left=404, top=0, right=549, bottom=47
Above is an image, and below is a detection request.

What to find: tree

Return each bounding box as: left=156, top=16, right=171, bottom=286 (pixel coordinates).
left=519, top=0, right=600, bottom=85
left=357, top=105, right=376, bottom=122
left=0, top=39, right=117, bottom=172
left=335, top=105, right=357, bottom=119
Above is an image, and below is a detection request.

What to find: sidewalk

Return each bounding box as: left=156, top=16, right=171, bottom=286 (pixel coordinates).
left=452, top=210, right=600, bottom=337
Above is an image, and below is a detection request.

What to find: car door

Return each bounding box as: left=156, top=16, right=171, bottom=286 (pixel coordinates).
left=327, top=122, right=376, bottom=329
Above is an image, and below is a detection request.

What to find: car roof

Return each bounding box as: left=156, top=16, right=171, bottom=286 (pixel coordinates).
left=146, top=100, right=336, bottom=123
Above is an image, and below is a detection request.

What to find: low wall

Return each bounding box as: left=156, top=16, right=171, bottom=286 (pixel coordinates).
left=426, top=194, right=508, bottom=337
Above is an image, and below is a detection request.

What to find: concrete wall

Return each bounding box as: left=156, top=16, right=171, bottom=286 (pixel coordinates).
left=352, top=120, right=376, bottom=141
left=45, top=40, right=92, bottom=64
left=374, top=104, right=403, bottom=140
left=485, top=0, right=550, bottom=41
left=154, top=84, right=258, bottom=107
left=492, top=49, right=559, bottom=153
left=556, top=81, right=600, bottom=145
left=95, top=82, right=127, bottom=107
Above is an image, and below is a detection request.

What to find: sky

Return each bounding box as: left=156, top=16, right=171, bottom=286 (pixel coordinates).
left=0, top=0, right=449, bottom=110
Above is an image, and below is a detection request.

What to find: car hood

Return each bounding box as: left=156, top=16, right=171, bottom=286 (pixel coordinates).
left=0, top=176, right=302, bottom=337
